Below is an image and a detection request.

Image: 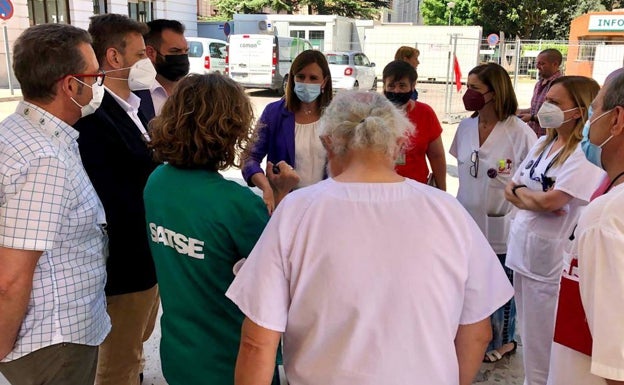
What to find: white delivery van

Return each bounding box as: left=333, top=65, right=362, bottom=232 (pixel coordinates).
left=186, top=37, right=227, bottom=74
left=226, top=34, right=313, bottom=95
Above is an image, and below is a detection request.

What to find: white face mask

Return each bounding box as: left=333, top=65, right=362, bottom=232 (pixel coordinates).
left=71, top=77, right=104, bottom=118
left=537, top=101, right=578, bottom=129
left=106, top=57, right=157, bottom=91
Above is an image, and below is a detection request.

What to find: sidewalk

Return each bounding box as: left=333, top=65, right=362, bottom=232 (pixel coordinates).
left=0, top=87, right=22, bottom=102
left=141, top=303, right=525, bottom=385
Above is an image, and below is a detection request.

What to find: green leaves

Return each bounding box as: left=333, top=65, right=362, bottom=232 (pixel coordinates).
left=212, top=0, right=390, bottom=20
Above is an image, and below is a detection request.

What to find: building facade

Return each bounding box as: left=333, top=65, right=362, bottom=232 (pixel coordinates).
left=0, top=0, right=198, bottom=87
left=565, top=10, right=624, bottom=84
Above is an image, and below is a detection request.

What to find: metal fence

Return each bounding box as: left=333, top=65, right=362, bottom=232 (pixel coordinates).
left=361, top=38, right=624, bottom=123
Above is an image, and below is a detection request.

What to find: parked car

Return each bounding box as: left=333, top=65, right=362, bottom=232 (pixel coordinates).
left=325, top=51, right=377, bottom=91
left=186, top=37, right=227, bottom=74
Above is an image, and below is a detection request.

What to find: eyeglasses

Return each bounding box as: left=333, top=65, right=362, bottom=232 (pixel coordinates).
left=61, top=71, right=106, bottom=86
left=470, top=150, right=479, bottom=178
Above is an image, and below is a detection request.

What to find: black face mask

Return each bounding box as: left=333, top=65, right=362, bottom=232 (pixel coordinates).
left=155, top=53, right=190, bottom=82
left=384, top=91, right=412, bottom=106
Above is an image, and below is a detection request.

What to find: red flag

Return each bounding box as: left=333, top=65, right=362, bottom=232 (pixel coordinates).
left=453, top=55, right=462, bottom=92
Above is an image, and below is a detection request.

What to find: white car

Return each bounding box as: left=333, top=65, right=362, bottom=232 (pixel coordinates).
left=325, top=51, right=377, bottom=91
left=186, top=37, right=227, bottom=74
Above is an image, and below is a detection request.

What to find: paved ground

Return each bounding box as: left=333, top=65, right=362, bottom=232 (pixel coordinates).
left=0, top=78, right=538, bottom=384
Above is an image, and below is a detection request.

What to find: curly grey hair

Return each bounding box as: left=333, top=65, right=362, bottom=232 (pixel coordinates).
left=319, top=91, right=414, bottom=157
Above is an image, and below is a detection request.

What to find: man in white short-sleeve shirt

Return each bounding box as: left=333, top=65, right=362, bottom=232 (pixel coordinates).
left=547, top=68, right=624, bottom=385
left=227, top=177, right=513, bottom=385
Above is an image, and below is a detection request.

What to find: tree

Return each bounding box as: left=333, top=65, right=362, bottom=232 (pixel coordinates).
left=213, top=0, right=390, bottom=20
left=306, top=0, right=390, bottom=18
left=213, top=0, right=296, bottom=20
left=473, top=0, right=606, bottom=40
left=421, top=0, right=475, bottom=26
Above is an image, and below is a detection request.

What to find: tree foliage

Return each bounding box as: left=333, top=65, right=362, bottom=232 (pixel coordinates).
left=422, top=0, right=609, bottom=39
left=307, top=0, right=390, bottom=18
left=421, top=0, right=474, bottom=26
left=213, top=0, right=389, bottom=20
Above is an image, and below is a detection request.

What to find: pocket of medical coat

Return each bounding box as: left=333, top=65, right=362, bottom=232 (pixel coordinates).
left=525, top=232, right=563, bottom=280
left=486, top=213, right=511, bottom=253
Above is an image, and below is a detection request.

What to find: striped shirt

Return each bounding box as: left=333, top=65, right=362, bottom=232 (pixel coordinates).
left=529, top=70, right=562, bottom=137
left=0, top=101, right=110, bottom=362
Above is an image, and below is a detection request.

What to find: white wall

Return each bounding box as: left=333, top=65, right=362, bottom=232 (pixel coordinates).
left=109, top=0, right=129, bottom=15
left=0, top=0, right=31, bottom=87
left=153, top=0, right=197, bottom=36
left=70, top=0, right=95, bottom=30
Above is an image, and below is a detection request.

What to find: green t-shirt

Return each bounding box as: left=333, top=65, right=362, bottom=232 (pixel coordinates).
left=144, top=165, right=277, bottom=385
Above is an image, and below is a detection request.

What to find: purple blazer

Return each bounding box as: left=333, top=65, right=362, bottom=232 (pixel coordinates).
left=242, top=99, right=296, bottom=186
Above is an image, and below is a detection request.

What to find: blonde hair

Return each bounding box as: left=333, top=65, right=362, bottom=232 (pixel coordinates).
left=536, top=76, right=600, bottom=168
left=319, top=91, right=414, bottom=157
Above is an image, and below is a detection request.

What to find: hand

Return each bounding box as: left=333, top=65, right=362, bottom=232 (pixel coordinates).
left=504, top=182, right=521, bottom=205
left=260, top=185, right=275, bottom=215
left=267, top=161, right=300, bottom=208
left=518, top=113, right=532, bottom=123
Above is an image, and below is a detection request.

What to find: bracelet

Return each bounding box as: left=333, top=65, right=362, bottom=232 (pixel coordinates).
left=512, top=184, right=527, bottom=197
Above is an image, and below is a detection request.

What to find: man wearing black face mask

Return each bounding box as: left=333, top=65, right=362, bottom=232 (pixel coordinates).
left=382, top=60, right=447, bottom=190
left=139, top=19, right=189, bottom=120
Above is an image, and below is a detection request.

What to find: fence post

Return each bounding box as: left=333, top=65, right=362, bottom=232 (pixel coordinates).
left=3, top=23, right=12, bottom=95
left=513, top=36, right=521, bottom=90
left=443, top=33, right=459, bottom=123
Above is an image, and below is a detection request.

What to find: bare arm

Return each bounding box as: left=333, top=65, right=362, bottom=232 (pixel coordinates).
left=504, top=180, right=572, bottom=213
left=426, top=136, right=447, bottom=191
left=251, top=172, right=276, bottom=215
left=0, top=247, right=42, bottom=360
left=455, top=317, right=492, bottom=385
left=235, top=317, right=281, bottom=385
left=512, top=184, right=572, bottom=212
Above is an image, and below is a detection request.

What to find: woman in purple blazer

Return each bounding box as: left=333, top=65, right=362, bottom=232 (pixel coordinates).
left=242, top=50, right=332, bottom=214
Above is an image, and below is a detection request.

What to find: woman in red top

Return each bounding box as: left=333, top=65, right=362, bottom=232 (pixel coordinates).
left=382, top=60, right=447, bottom=190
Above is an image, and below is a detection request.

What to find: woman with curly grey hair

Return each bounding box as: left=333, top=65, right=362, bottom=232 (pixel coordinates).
left=227, top=91, right=514, bottom=385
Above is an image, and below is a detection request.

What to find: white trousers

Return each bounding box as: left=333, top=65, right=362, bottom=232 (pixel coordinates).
left=514, top=272, right=559, bottom=385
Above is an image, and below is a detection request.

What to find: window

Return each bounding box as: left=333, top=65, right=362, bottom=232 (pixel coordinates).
left=290, top=30, right=305, bottom=39
left=309, top=30, right=324, bottom=51
left=209, top=43, right=225, bottom=59
left=128, top=0, right=152, bottom=23
left=188, top=41, right=204, bottom=58
left=93, top=0, right=107, bottom=14
left=28, top=0, right=70, bottom=25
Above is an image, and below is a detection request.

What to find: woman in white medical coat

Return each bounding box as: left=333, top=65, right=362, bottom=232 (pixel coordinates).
left=451, top=63, right=536, bottom=363
left=504, top=76, right=605, bottom=385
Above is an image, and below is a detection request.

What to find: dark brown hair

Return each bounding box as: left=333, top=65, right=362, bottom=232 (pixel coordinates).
left=149, top=74, right=254, bottom=170
left=468, top=63, right=518, bottom=121
left=285, top=50, right=332, bottom=112
left=89, top=14, right=148, bottom=65
left=13, top=24, right=91, bottom=102
left=144, top=19, right=185, bottom=50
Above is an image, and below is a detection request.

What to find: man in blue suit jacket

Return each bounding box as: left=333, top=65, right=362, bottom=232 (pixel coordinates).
left=74, top=14, right=160, bottom=385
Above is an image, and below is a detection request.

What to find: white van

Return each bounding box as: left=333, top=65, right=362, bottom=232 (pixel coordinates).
left=226, top=34, right=313, bottom=95
left=186, top=37, right=227, bottom=75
